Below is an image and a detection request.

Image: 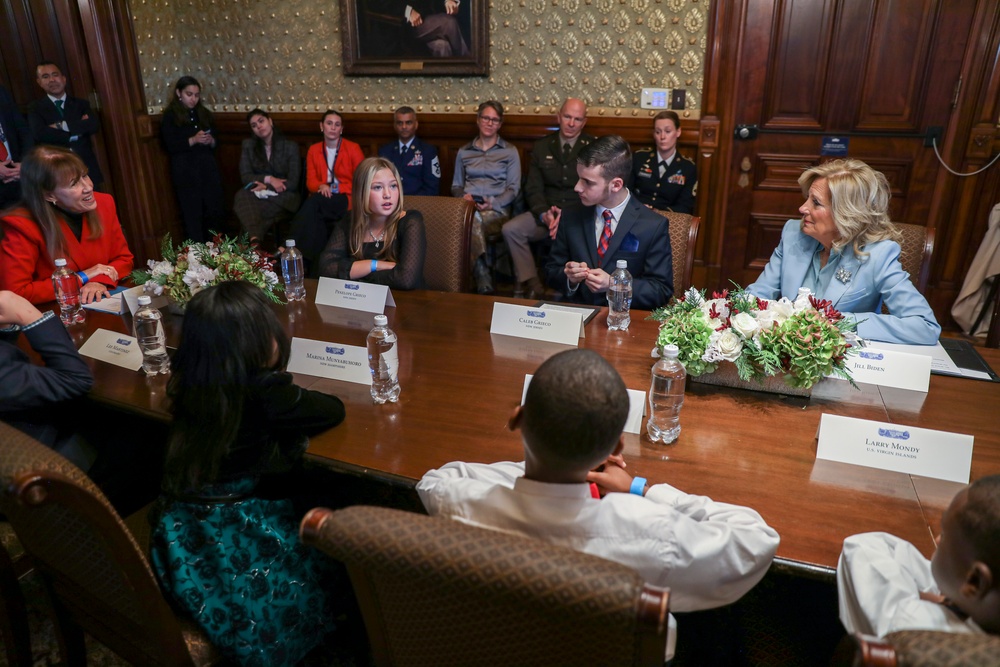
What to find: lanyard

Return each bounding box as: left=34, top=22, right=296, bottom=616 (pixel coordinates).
left=325, top=139, right=341, bottom=185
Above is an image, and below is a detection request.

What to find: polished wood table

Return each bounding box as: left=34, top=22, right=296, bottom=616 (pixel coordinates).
left=57, top=283, right=1000, bottom=577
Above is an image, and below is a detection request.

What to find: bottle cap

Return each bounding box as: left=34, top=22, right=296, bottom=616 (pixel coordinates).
left=54, top=258, right=67, bottom=267
left=137, top=295, right=151, bottom=306
left=373, top=315, right=388, bottom=326
left=663, top=344, right=679, bottom=358
left=285, top=239, right=296, bottom=247
left=616, top=259, right=627, bottom=269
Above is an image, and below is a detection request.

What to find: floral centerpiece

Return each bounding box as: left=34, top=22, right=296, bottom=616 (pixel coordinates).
left=650, top=284, right=858, bottom=392
left=130, top=233, right=282, bottom=307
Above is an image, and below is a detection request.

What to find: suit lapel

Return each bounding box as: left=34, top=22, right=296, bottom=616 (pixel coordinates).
left=578, top=206, right=599, bottom=268
left=823, top=250, right=863, bottom=308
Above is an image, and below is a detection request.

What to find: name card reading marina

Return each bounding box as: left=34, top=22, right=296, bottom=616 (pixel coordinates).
left=839, top=347, right=932, bottom=392
left=490, top=303, right=583, bottom=346
left=286, top=337, right=371, bottom=385
left=78, top=328, right=144, bottom=371
left=816, top=413, right=973, bottom=484
left=315, top=277, right=395, bottom=313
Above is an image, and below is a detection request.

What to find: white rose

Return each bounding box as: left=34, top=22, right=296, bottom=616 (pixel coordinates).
left=708, top=329, right=743, bottom=362
left=768, top=298, right=795, bottom=324
left=754, top=308, right=778, bottom=331
left=793, top=287, right=813, bottom=311
left=730, top=311, right=761, bottom=338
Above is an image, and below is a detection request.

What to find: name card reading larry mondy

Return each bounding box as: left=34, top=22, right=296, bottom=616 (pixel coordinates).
left=816, top=413, right=973, bottom=484
left=490, top=303, right=583, bottom=346
left=78, top=328, right=144, bottom=371
left=315, top=277, right=395, bottom=313
left=286, top=337, right=371, bottom=385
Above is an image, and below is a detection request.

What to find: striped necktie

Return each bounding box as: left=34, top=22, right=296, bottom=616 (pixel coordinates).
left=598, top=209, right=613, bottom=260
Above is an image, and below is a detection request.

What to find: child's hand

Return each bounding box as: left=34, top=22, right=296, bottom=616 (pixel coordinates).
left=587, top=463, right=634, bottom=496
left=919, top=590, right=947, bottom=604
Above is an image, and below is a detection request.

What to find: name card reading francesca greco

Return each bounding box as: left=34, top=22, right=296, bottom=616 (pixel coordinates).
left=522, top=375, right=646, bottom=434
left=839, top=347, right=932, bottom=392
left=286, top=337, right=371, bottom=385
left=78, top=329, right=144, bottom=371
left=490, top=303, right=583, bottom=346
left=315, top=277, right=395, bottom=313
left=816, top=413, right=973, bottom=484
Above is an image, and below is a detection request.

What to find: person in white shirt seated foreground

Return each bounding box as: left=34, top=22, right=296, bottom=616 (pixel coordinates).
left=838, top=474, right=1000, bottom=638
left=416, top=348, right=780, bottom=660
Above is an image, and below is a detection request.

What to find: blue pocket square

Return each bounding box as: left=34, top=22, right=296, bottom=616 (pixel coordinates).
left=621, top=233, right=640, bottom=253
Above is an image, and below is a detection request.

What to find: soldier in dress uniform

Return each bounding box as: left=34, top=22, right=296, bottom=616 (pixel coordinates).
left=629, top=110, right=697, bottom=214
left=378, top=106, right=441, bottom=196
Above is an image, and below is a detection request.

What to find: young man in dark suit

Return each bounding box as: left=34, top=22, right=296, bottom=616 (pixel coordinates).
left=27, top=62, right=103, bottom=187
left=0, top=83, right=32, bottom=208
left=545, top=135, right=673, bottom=310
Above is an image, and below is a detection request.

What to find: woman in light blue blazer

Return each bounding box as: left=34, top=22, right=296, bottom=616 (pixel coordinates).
left=747, top=159, right=940, bottom=345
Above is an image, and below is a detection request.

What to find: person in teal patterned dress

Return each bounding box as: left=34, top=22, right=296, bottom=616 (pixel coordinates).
left=150, top=280, right=347, bottom=666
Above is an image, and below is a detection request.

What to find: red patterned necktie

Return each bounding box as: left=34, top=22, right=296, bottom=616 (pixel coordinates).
left=597, top=209, right=613, bottom=260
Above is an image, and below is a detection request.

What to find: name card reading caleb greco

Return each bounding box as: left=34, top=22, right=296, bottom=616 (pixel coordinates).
left=816, top=413, right=973, bottom=484
left=490, top=303, right=583, bottom=346
left=286, top=337, right=371, bottom=385
left=315, top=277, right=396, bottom=313
left=78, top=328, right=144, bottom=371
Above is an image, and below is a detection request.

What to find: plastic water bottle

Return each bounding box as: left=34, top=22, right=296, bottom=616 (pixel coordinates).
left=647, top=344, right=686, bottom=444
left=51, top=258, right=86, bottom=326
left=281, top=240, right=305, bottom=302
left=367, top=314, right=400, bottom=404
left=607, top=259, right=632, bottom=330
left=133, top=295, right=170, bottom=375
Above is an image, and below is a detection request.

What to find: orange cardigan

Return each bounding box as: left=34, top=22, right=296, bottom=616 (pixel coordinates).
left=305, top=139, right=365, bottom=206
left=0, top=193, right=134, bottom=304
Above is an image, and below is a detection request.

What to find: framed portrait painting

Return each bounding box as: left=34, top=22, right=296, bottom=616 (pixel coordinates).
left=341, top=0, right=488, bottom=76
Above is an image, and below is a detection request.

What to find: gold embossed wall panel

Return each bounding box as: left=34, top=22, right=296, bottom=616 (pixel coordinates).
left=130, top=0, right=706, bottom=117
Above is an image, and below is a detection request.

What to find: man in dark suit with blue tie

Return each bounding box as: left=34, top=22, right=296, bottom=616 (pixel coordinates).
left=0, top=83, right=32, bottom=208
left=545, top=135, right=673, bottom=310
left=27, top=62, right=103, bottom=186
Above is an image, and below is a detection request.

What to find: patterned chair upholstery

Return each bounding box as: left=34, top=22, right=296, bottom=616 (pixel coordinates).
left=895, top=222, right=934, bottom=292
left=653, top=210, right=701, bottom=295
left=0, top=420, right=222, bottom=667
left=852, top=630, right=1000, bottom=667
left=301, top=505, right=671, bottom=667
left=407, top=195, right=475, bottom=292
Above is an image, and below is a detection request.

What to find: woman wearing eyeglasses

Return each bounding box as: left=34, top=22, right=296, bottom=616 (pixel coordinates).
left=451, top=100, right=521, bottom=294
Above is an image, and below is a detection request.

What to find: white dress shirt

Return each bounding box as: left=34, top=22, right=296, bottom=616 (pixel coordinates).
left=417, top=460, right=782, bottom=660
left=593, top=192, right=632, bottom=246
left=837, top=532, right=984, bottom=637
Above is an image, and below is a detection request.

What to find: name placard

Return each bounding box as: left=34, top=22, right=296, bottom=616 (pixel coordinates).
left=816, top=413, right=973, bottom=484
left=122, top=285, right=169, bottom=316
left=522, top=375, right=646, bottom=434
left=490, top=303, right=583, bottom=346
left=286, top=337, right=371, bottom=385
left=840, top=347, right=932, bottom=392
left=78, top=328, right=144, bottom=371
left=82, top=285, right=130, bottom=314
left=315, top=277, right=396, bottom=313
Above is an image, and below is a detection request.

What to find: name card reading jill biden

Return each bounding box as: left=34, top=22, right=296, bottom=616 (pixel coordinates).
left=78, top=328, right=144, bottom=371
left=839, top=347, right=932, bottom=392
left=490, top=303, right=583, bottom=346
left=286, top=337, right=371, bottom=385
left=816, top=413, right=973, bottom=484
left=315, top=277, right=395, bottom=313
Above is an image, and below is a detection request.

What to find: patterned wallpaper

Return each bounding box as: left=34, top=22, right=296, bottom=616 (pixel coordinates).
left=131, top=0, right=707, bottom=118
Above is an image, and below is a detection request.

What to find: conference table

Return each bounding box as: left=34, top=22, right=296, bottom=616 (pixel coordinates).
left=60, top=282, right=1000, bottom=578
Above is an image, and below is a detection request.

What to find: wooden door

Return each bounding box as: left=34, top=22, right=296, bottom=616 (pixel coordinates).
left=717, top=0, right=978, bottom=289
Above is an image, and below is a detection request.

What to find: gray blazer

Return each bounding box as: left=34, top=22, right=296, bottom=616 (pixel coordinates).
left=238, top=136, right=302, bottom=212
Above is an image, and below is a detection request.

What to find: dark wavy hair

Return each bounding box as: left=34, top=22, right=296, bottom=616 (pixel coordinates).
left=164, top=75, right=214, bottom=130
left=246, top=108, right=285, bottom=165
left=164, top=281, right=290, bottom=491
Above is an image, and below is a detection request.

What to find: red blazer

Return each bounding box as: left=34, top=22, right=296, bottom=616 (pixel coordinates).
left=0, top=192, right=134, bottom=304
left=305, top=139, right=365, bottom=205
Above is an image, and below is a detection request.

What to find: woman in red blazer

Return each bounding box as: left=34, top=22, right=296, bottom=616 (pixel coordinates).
left=0, top=146, right=133, bottom=304
left=289, top=109, right=365, bottom=273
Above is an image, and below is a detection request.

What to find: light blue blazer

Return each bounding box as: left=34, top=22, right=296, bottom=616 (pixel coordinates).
left=747, top=220, right=941, bottom=345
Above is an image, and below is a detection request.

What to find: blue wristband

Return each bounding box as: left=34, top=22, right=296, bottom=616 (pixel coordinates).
left=76, top=271, right=89, bottom=285
left=370, top=259, right=378, bottom=273
left=630, top=477, right=647, bottom=496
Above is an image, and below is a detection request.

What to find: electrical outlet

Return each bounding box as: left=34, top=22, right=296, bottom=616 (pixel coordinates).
left=924, top=126, right=943, bottom=147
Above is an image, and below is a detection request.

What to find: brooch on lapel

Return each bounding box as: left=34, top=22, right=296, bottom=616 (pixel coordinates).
left=835, top=267, right=852, bottom=284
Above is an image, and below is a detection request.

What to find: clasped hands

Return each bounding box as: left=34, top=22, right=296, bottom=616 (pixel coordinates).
left=564, top=261, right=611, bottom=293
left=0, top=161, right=20, bottom=183
left=250, top=176, right=287, bottom=193
left=541, top=206, right=562, bottom=239
left=587, top=453, right=640, bottom=497
left=188, top=130, right=214, bottom=147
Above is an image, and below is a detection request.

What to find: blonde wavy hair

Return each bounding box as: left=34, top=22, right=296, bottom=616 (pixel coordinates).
left=349, top=157, right=404, bottom=261
left=799, top=158, right=900, bottom=258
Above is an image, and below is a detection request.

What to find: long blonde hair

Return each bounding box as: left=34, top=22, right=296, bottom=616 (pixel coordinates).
left=798, top=158, right=900, bottom=258
left=349, top=157, right=404, bottom=261
left=17, top=146, right=103, bottom=260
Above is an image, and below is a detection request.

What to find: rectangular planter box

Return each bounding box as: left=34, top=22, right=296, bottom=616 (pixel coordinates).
left=690, top=361, right=812, bottom=398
